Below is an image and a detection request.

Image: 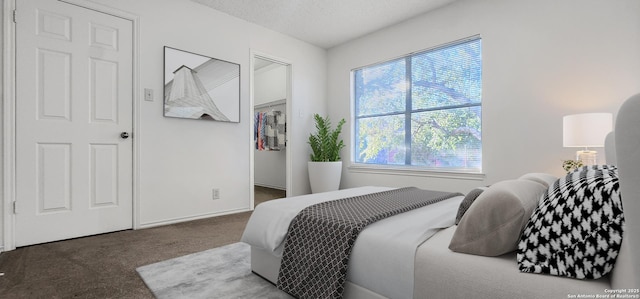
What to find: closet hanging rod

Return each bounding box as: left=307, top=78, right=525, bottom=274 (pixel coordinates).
left=254, top=99, right=286, bottom=109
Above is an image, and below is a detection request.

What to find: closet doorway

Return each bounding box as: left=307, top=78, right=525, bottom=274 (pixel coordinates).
left=251, top=54, right=291, bottom=207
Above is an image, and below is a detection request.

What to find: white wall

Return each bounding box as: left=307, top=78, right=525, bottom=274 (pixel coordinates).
left=327, top=0, right=640, bottom=193
left=4, top=0, right=637, bottom=249
left=0, top=0, right=326, bottom=247
left=254, top=64, right=287, bottom=106
left=254, top=64, right=287, bottom=190
left=89, top=0, right=325, bottom=226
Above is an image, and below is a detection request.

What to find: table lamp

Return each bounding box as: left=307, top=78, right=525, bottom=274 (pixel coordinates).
left=563, top=113, right=613, bottom=165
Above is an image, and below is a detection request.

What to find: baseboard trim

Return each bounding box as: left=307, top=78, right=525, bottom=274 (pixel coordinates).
left=137, top=208, right=252, bottom=229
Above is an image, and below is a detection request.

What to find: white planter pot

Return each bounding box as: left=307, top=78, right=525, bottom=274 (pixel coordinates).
left=308, top=161, right=342, bottom=194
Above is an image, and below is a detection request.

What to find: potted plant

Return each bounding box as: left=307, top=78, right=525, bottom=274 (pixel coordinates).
left=307, top=114, right=346, bottom=193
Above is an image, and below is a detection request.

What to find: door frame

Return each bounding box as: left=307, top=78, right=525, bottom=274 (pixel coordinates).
left=1, top=0, right=141, bottom=251
left=249, top=50, right=293, bottom=208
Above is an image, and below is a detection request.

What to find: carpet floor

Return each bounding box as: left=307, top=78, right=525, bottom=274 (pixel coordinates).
left=0, top=186, right=285, bottom=298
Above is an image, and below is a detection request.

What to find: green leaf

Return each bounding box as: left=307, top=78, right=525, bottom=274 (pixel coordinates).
left=308, top=114, right=346, bottom=162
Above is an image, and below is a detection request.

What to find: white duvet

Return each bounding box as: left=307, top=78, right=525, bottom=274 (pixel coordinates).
left=241, top=186, right=463, bottom=299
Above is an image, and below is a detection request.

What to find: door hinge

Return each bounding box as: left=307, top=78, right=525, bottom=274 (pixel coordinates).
left=13, top=201, right=17, bottom=214
left=12, top=10, right=16, bottom=23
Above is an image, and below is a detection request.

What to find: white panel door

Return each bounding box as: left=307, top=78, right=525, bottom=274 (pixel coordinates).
left=15, top=0, right=133, bottom=246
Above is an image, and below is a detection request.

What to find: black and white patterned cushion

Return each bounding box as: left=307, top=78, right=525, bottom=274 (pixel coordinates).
left=571, top=164, right=618, bottom=173
left=516, top=166, right=625, bottom=279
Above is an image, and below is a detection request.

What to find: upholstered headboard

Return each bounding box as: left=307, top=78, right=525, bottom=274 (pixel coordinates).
left=611, top=94, right=640, bottom=287
left=605, top=132, right=616, bottom=165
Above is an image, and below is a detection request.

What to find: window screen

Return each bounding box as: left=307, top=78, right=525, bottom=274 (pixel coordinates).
left=353, top=37, right=482, bottom=172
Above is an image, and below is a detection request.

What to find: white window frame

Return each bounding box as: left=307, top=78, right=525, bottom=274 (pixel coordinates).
left=349, top=36, right=484, bottom=179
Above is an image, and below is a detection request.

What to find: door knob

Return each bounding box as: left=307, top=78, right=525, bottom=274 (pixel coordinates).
left=120, top=132, right=130, bottom=139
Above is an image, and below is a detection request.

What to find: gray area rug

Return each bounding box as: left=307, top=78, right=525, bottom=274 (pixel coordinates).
left=136, top=242, right=292, bottom=299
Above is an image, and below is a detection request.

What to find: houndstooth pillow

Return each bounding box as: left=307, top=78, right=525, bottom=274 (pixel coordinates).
left=516, top=166, right=625, bottom=279
left=571, top=164, right=618, bottom=173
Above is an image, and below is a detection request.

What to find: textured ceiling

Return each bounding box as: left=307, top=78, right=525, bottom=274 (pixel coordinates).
left=191, top=0, right=457, bottom=49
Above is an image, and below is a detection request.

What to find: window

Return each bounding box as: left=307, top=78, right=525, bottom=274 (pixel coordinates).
left=353, top=37, right=482, bottom=172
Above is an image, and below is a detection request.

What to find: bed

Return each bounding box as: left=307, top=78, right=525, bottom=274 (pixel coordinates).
left=241, top=94, right=640, bottom=298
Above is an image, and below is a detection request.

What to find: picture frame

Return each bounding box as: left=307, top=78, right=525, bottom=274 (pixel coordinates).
left=163, top=46, right=240, bottom=122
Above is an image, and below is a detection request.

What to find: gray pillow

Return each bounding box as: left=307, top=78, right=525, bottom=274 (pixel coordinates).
left=454, top=187, right=488, bottom=225
left=449, top=180, right=547, bottom=256
left=518, top=173, right=558, bottom=189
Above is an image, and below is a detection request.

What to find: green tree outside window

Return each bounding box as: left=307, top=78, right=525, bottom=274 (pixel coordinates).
left=353, top=38, right=482, bottom=171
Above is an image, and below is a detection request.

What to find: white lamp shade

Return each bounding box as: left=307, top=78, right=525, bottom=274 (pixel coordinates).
left=563, top=113, right=613, bottom=147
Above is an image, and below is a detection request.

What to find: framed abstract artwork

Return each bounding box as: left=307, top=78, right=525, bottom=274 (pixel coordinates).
left=163, top=46, right=240, bottom=122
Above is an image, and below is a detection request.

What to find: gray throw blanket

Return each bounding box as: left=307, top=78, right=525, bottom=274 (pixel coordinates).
left=276, top=187, right=461, bottom=298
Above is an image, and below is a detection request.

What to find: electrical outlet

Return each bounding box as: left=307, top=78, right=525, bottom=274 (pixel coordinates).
left=212, top=188, right=220, bottom=200
left=144, top=88, right=154, bottom=101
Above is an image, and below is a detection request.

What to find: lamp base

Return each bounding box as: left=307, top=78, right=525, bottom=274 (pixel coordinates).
left=576, top=150, right=597, bottom=165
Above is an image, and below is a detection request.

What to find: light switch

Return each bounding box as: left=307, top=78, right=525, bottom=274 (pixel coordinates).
left=144, top=88, right=154, bottom=101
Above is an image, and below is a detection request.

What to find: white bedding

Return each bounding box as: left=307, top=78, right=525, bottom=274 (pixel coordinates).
left=414, top=226, right=611, bottom=299
left=241, top=186, right=463, bottom=299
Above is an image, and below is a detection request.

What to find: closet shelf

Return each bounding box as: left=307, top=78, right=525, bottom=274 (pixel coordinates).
left=254, top=99, right=286, bottom=109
